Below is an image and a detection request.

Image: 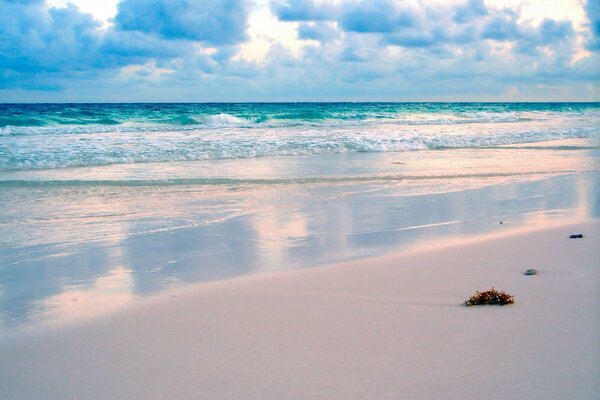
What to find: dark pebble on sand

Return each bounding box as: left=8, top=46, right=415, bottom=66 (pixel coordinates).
left=523, top=269, right=538, bottom=276
left=569, top=234, right=583, bottom=239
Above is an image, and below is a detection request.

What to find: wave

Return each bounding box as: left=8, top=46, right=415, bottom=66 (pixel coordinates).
left=199, top=113, right=251, bottom=126
left=1, top=104, right=598, bottom=171
left=2, top=108, right=598, bottom=136
left=1, top=126, right=597, bottom=171
left=0, top=171, right=585, bottom=188
left=459, top=111, right=520, bottom=122
left=0, top=116, right=48, bottom=127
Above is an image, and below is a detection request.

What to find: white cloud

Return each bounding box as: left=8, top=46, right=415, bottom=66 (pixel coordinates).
left=0, top=0, right=597, bottom=101
left=48, top=0, right=118, bottom=25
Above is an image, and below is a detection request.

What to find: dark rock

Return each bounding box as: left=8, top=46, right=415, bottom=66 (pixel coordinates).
left=569, top=234, right=583, bottom=239
left=523, top=269, right=538, bottom=276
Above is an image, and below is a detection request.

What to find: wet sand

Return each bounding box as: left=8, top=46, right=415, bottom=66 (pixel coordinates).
left=1, top=220, right=598, bottom=399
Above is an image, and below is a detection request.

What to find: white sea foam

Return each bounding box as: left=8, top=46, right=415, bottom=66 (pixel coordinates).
left=0, top=122, right=598, bottom=171
left=199, top=113, right=251, bottom=127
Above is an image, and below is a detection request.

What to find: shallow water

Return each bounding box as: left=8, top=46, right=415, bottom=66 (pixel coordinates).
left=1, top=170, right=598, bottom=329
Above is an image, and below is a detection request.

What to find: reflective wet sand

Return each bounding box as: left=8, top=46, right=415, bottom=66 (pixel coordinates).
left=1, top=139, right=598, bottom=329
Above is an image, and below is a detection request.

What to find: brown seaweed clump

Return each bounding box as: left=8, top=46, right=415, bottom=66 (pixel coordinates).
left=464, top=287, right=515, bottom=306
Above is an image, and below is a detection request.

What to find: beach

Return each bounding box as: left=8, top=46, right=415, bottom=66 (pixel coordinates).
left=0, top=103, right=599, bottom=398
left=2, top=0, right=600, bottom=395
left=1, top=219, right=598, bottom=399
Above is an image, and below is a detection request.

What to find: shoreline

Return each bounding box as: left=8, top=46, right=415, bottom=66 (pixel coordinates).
left=2, top=169, right=598, bottom=330
left=2, top=219, right=598, bottom=399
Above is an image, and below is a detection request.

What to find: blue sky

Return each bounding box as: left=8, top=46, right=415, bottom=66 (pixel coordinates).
left=0, top=0, right=598, bottom=102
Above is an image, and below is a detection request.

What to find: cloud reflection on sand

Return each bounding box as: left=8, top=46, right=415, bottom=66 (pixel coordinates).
left=0, top=140, right=599, bottom=330
left=1, top=170, right=598, bottom=330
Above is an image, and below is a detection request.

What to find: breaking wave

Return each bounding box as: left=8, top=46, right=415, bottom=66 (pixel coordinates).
left=1, top=126, right=598, bottom=171
left=1, top=102, right=598, bottom=171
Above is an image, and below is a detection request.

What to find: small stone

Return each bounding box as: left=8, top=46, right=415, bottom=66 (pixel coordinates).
left=499, top=221, right=503, bottom=224
left=569, top=234, right=583, bottom=239
left=523, top=269, right=538, bottom=276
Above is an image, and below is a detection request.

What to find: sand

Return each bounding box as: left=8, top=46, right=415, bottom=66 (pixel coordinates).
left=0, top=220, right=598, bottom=399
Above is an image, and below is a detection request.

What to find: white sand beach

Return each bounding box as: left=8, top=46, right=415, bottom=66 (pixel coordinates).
left=2, top=1, right=600, bottom=397
left=1, top=220, right=597, bottom=400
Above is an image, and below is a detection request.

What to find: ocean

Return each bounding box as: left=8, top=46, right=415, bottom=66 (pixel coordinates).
left=1, top=102, right=599, bottom=329
left=1, top=102, right=599, bottom=171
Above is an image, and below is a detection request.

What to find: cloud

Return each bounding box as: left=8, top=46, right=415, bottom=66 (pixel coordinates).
left=481, top=12, right=522, bottom=40
left=0, top=0, right=252, bottom=90
left=271, top=0, right=578, bottom=51
left=537, top=19, right=574, bottom=44
left=255, top=0, right=595, bottom=99
left=584, top=0, right=600, bottom=50
left=0, top=1, right=102, bottom=74
left=454, top=0, right=487, bottom=24
left=114, top=0, right=249, bottom=45
left=271, top=0, right=336, bottom=21
left=340, top=0, right=415, bottom=33
left=298, top=22, right=338, bottom=41
left=0, top=0, right=597, bottom=101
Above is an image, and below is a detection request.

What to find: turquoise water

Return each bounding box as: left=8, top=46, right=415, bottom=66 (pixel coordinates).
left=3, top=103, right=599, bottom=129
left=1, top=103, right=599, bottom=171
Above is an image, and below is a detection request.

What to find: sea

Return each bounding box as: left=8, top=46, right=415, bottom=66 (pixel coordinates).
left=1, top=102, right=599, bottom=329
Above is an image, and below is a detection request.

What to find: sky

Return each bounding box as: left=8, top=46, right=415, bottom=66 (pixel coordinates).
left=0, top=0, right=598, bottom=102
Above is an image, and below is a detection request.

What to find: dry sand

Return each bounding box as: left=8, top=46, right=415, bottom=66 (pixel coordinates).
left=1, top=221, right=598, bottom=399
